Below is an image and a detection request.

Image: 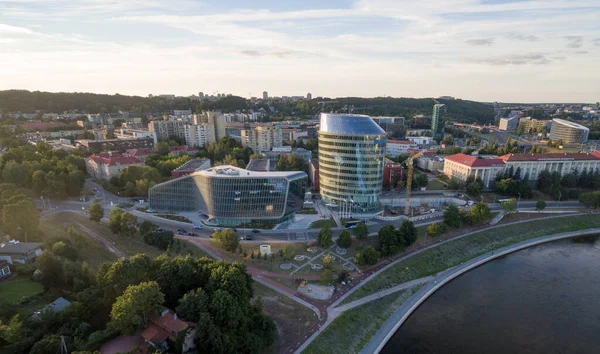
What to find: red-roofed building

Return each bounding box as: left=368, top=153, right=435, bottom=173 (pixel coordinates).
left=383, top=157, right=404, bottom=188
left=86, top=152, right=144, bottom=180
left=139, top=308, right=196, bottom=353
left=125, top=148, right=155, bottom=162
left=443, top=153, right=505, bottom=188
left=169, top=145, right=197, bottom=157
left=444, top=152, right=600, bottom=188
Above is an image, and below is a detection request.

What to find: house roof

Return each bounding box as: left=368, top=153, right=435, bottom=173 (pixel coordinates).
left=0, top=260, right=8, bottom=267
left=88, top=152, right=141, bottom=166
left=142, top=308, right=190, bottom=345
left=169, top=145, right=197, bottom=152
left=246, top=158, right=271, bottom=171
left=0, top=241, right=43, bottom=255
left=125, top=148, right=154, bottom=157
left=173, top=159, right=211, bottom=172
left=445, top=153, right=505, bottom=168
left=141, top=323, right=170, bottom=345
left=499, top=152, right=600, bottom=162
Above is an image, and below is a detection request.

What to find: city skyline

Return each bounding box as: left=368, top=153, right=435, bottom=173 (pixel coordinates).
left=1, top=0, right=599, bottom=103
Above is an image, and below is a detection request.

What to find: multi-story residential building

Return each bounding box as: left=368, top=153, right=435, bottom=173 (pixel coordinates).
left=499, top=116, right=519, bottom=131
left=549, top=119, right=589, bottom=144
left=193, top=111, right=226, bottom=143
left=86, top=152, right=144, bottom=180
left=169, top=145, right=197, bottom=157
left=241, top=125, right=283, bottom=152
left=0, top=240, right=43, bottom=264
left=183, top=124, right=210, bottom=147
left=148, top=120, right=187, bottom=141
left=263, top=91, right=268, bottom=100
left=117, top=128, right=157, bottom=144
left=307, top=93, right=312, bottom=100
left=416, top=154, right=445, bottom=173
left=148, top=165, right=307, bottom=226
left=318, top=113, right=386, bottom=214
left=75, top=137, right=154, bottom=152
left=518, top=117, right=551, bottom=134
left=386, top=140, right=418, bottom=157
left=431, top=103, right=447, bottom=142
left=444, top=152, right=600, bottom=188
left=282, top=128, right=309, bottom=141
left=383, top=157, right=404, bottom=188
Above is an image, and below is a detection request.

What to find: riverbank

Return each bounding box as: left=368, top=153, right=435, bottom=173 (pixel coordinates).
left=361, top=227, right=600, bottom=354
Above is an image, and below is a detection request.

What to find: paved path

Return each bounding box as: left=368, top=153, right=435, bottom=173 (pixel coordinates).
left=333, top=276, right=434, bottom=313
left=360, top=227, right=600, bottom=354
left=76, top=222, right=125, bottom=258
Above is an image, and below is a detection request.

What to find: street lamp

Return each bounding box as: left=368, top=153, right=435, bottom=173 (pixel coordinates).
left=557, top=190, right=562, bottom=207
left=517, top=193, right=521, bottom=209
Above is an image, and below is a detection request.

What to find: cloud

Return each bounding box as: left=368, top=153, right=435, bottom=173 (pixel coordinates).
left=238, top=49, right=293, bottom=58
left=574, top=51, right=588, bottom=54
left=466, top=53, right=553, bottom=65
left=565, top=36, right=583, bottom=48
left=594, top=38, right=600, bottom=46
left=505, top=32, right=539, bottom=42
left=465, top=38, right=494, bottom=46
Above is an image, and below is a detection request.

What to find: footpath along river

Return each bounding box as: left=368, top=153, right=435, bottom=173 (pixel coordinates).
left=382, top=235, right=600, bottom=354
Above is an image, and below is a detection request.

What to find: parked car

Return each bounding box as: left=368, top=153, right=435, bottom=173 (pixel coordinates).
left=215, top=228, right=223, bottom=232
left=194, top=224, right=203, bottom=229
left=245, top=234, right=254, bottom=240
left=188, top=232, right=198, bottom=237
left=177, top=229, right=186, bottom=233
left=157, top=228, right=164, bottom=232
left=251, top=229, right=260, bottom=233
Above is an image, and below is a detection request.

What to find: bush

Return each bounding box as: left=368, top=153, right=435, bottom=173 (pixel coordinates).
left=212, top=229, right=239, bottom=252
left=143, top=231, right=174, bottom=250
left=356, top=246, right=380, bottom=266
left=336, top=230, right=352, bottom=248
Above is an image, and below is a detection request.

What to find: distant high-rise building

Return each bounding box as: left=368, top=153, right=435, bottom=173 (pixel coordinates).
left=431, top=103, right=447, bottom=142
left=307, top=93, right=312, bottom=100
left=199, top=92, right=204, bottom=99
left=148, top=120, right=186, bottom=140
left=193, top=111, right=226, bottom=143
left=263, top=91, right=269, bottom=100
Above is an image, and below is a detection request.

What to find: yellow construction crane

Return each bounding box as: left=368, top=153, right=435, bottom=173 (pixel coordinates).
left=403, top=150, right=427, bottom=216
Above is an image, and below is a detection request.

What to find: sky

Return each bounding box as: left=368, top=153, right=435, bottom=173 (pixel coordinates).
left=0, top=0, right=599, bottom=103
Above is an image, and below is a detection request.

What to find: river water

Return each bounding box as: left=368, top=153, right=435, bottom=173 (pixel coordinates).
left=382, top=236, right=600, bottom=354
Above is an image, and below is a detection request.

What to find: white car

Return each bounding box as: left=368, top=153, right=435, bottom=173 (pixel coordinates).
left=194, top=224, right=203, bottom=229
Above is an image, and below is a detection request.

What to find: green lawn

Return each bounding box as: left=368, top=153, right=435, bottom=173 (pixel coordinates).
left=426, top=179, right=447, bottom=190
left=303, top=285, right=423, bottom=354
left=0, top=278, right=43, bottom=304
left=342, top=214, right=600, bottom=304
left=309, top=218, right=337, bottom=229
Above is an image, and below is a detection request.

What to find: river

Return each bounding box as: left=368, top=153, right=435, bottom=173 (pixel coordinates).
left=382, top=236, right=600, bottom=354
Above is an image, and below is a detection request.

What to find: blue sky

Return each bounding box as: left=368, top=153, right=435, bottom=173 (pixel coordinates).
left=0, top=0, right=599, bottom=102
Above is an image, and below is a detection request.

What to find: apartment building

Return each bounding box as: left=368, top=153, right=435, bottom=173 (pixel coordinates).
left=148, top=120, right=187, bottom=140
left=240, top=125, right=283, bottom=152
left=386, top=140, right=418, bottom=157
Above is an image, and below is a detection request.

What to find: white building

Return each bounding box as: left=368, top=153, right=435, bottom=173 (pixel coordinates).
left=406, top=136, right=433, bottom=146
left=444, top=152, right=600, bottom=188
left=193, top=111, right=226, bottom=143
left=386, top=140, right=418, bottom=157
left=184, top=124, right=211, bottom=147
left=148, top=120, right=186, bottom=141
left=499, top=116, right=519, bottom=131
left=117, top=129, right=157, bottom=144
left=85, top=152, right=144, bottom=180
left=549, top=119, right=589, bottom=144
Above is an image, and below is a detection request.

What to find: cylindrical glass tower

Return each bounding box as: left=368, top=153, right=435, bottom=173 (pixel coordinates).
left=318, top=113, right=387, bottom=214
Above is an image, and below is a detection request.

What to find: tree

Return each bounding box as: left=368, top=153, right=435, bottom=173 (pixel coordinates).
left=317, top=226, right=333, bottom=248
left=426, top=223, right=445, bottom=238
left=322, top=253, right=334, bottom=270
left=154, top=142, right=170, bottom=155
left=466, top=203, right=492, bottom=225
left=110, top=281, right=165, bottom=335
left=337, top=229, right=353, bottom=248
left=415, top=173, right=429, bottom=189
left=500, top=199, right=517, bottom=214
left=108, top=207, right=124, bottom=234
left=2, top=198, right=39, bottom=239
left=320, top=269, right=333, bottom=285
left=89, top=200, right=104, bottom=223
left=356, top=246, right=379, bottom=266
left=120, top=212, right=138, bottom=236
left=444, top=204, right=461, bottom=228
left=36, top=251, right=65, bottom=289
left=398, top=220, right=417, bottom=246
left=378, top=225, right=399, bottom=257
left=353, top=222, right=368, bottom=239
left=139, top=220, right=158, bottom=237
left=212, top=229, right=239, bottom=252
left=0, top=315, right=22, bottom=345
left=276, top=153, right=307, bottom=172
left=536, top=200, right=547, bottom=211
left=175, top=288, right=208, bottom=323
left=465, top=175, right=483, bottom=196
left=580, top=191, right=600, bottom=209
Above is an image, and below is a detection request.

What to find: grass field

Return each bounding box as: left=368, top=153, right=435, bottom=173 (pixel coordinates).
left=342, top=214, right=600, bottom=304
left=255, top=282, right=318, bottom=354
left=426, top=179, right=447, bottom=190
left=303, top=285, right=423, bottom=354
left=0, top=278, right=43, bottom=304
left=309, top=218, right=337, bottom=229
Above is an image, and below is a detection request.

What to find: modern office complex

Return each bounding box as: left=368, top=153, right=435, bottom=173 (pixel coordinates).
left=431, top=103, right=447, bottom=142
left=549, top=118, right=589, bottom=144
left=148, top=166, right=307, bottom=226
left=318, top=113, right=386, bottom=214
left=499, top=116, right=519, bottom=131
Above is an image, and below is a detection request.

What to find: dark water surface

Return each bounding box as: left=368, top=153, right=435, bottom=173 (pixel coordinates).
left=383, top=236, right=600, bottom=354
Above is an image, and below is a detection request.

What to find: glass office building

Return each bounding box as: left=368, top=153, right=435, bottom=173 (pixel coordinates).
left=549, top=118, right=589, bottom=144
left=149, top=166, right=307, bottom=226
left=318, top=113, right=386, bottom=214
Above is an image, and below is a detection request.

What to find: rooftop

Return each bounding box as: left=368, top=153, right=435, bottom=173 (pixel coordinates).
left=125, top=148, right=155, bottom=157
left=499, top=152, right=600, bottom=162
left=388, top=140, right=416, bottom=145
left=552, top=118, right=589, bottom=131
left=320, top=113, right=386, bottom=136
left=142, top=308, right=191, bottom=344
left=173, top=159, right=211, bottom=172
left=246, top=158, right=271, bottom=172
left=88, top=152, right=141, bottom=166
left=445, top=153, right=505, bottom=167
left=0, top=241, right=43, bottom=254
left=198, top=165, right=306, bottom=179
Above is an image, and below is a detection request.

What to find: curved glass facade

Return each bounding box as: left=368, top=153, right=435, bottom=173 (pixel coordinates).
left=549, top=119, right=589, bottom=144
left=318, top=113, right=386, bottom=214
left=149, top=166, right=307, bottom=226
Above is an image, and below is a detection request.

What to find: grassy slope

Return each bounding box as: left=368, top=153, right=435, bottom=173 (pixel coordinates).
left=0, top=278, right=43, bottom=304
left=343, top=214, right=600, bottom=304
